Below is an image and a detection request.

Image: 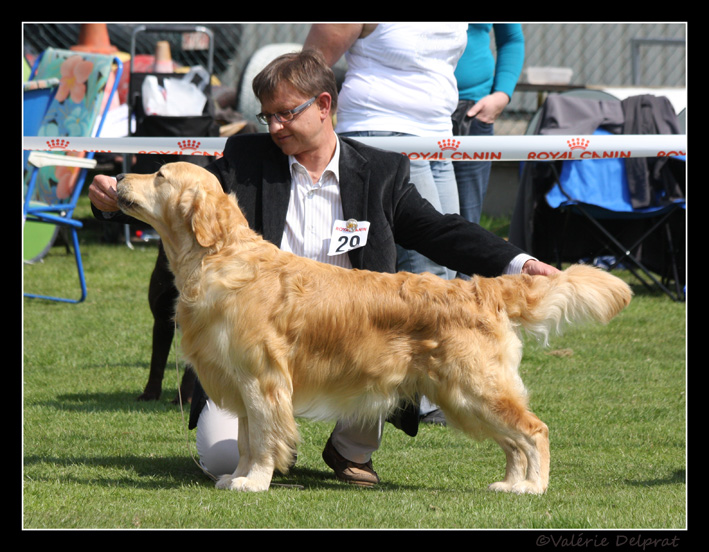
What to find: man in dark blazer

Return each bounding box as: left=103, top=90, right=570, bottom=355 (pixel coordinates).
left=89, top=50, right=558, bottom=487
left=207, top=130, right=521, bottom=277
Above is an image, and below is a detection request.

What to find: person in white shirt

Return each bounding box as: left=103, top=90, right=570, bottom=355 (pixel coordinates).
left=305, top=23, right=467, bottom=283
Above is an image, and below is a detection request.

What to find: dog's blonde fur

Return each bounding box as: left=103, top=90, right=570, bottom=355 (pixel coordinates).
left=117, top=162, right=632, bottom=493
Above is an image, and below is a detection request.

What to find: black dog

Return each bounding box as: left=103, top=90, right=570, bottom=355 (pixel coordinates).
left=128, top=105, right=257, bottom=402
left=137, top=243, right=196, bottom=403
left=128, top=154, right=209, bottom=404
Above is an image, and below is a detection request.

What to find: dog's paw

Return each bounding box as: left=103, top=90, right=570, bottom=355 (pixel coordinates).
left=488, top=481, right=514, bottom=493
left=511, top=480, right=546, bottom=495
left=136, top=390, right=161, bottom=401
left=488, top=479, right=546, bottom=494
left=215, top=475, right=270, bottom=492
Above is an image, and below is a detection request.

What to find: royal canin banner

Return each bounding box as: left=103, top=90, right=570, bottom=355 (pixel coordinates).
left=22, top=134, right=686, bottom=161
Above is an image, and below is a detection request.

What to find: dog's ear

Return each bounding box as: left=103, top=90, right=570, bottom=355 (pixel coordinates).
left=186, top=187, right=226, bottom=250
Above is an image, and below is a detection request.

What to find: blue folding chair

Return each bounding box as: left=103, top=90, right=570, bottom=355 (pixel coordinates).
left=546, top=128, right=685, bottom=301
left=511, top=89, right=685, bottom=301
left=23, top=48, right=123, bottom=303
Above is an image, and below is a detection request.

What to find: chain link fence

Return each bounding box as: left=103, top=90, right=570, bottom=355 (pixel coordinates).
left=23, top=22, right=686, bottom=134
left=505, top=23, right=686, bottom=133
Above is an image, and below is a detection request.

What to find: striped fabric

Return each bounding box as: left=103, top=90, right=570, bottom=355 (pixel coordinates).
left=280, top=138, right=353, bottom=269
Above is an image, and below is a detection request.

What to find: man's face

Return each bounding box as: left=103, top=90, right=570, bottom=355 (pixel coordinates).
left=257, top=83, right=329, bottom=158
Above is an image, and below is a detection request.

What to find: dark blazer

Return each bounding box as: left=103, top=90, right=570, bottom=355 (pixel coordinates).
left=205, top=133, right=523, bottom=277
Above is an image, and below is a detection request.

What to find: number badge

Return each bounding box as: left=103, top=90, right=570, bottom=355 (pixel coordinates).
left=328, top=219, right=370, bottom=256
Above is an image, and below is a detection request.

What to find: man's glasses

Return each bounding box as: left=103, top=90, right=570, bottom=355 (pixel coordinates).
left=256, top=96, right=317, bottom=125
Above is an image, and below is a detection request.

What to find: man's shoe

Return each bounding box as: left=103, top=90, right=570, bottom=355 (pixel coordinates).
left=322, top=437, right=379, bottom=487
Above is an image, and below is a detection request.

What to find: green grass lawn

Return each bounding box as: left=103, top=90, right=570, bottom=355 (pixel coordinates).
left=22, top=198, right=686, bottom=530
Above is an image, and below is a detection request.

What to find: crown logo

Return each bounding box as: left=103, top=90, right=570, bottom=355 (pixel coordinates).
left=46, top=138, right=70, bottom=150
left=178, top=139, right=201, bottom=151
left=438, top=139, right=460, bottom=151
left=567, top=138, right=589, bottom=150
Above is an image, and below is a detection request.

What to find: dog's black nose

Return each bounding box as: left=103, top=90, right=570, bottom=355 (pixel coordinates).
left=116, top=173, right=125, bottom=182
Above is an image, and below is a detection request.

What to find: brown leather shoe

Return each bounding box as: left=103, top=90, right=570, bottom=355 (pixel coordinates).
left=322, top=437, right=379, bottom=487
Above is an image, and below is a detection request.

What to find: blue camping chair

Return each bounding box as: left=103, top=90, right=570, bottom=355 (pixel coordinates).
left=23, top=76, right=62, bottom=264
left=23, top=48, right=123, bottom=303
left=511, top=90, right=685, bottom=301
left=545, top=127, right=685, bottom=301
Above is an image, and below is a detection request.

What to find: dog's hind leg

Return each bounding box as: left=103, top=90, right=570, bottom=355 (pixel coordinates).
left=487, top=407, right=550, bottom=495
left=520, top=414, right=550, bottom=494
left=488, top=435, right=528, bottom=491
left=439, top=377, right=550, bottom=494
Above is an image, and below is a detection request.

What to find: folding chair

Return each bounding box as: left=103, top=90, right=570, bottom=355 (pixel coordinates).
left=511, top=90, right=685, bottom=301
left=23, top=77, right=61, bottom=263
left=546, top=127, right=685, bottom=301
left=510, top=89, right=623, bottom=256
left=23, top=48, right=123, bottom=303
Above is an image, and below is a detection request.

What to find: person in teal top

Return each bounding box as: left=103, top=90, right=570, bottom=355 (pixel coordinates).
left=452, top=24, right=525, bottom=224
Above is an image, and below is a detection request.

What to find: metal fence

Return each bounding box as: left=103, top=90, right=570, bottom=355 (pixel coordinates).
left=23, top=22, right=686, bottom=134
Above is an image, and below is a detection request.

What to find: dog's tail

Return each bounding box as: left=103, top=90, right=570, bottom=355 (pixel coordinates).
left=500, top=264, right=632, bottom=344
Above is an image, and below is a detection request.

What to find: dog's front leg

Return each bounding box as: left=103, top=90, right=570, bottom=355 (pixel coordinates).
left=215, top=416, right=275, bottom=491
left=233, top=416, right=251, bottom=477
left=216, top=427, right=274, bottom=491
left=215, top=382, right=278, bottom=492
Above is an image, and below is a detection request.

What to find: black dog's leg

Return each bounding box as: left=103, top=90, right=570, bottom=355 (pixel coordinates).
left=138, top=243, right=187, bottom=402
left=174, top=365, right=197, bottom=405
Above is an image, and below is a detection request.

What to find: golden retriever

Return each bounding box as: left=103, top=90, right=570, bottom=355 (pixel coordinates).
left=116, top=162, right=632, bottom=494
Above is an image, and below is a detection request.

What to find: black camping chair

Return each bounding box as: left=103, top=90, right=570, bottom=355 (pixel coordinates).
left=510, top=90, right=685, bottom=301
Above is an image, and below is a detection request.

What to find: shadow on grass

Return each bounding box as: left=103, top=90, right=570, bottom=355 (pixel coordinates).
left=24, top=453, right=209, bottom=490
left=23, top=452, right=411, bottom=493
left=626, top=469, right=686, bottom=487
left=37, top=391, right=185, bottom=412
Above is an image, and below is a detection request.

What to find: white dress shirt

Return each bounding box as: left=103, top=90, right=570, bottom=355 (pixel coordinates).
left=280, top=138, right=353, bottom=269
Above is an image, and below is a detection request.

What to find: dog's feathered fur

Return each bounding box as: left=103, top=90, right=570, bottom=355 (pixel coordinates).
left=117, top=162, right=632, bottom=493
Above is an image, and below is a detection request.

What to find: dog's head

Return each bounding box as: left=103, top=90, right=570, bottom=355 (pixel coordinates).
left=117, top=162, right=245, bottom=253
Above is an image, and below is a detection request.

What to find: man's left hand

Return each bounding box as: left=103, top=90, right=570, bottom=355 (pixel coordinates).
left=522, top=259, right=561, bottom=276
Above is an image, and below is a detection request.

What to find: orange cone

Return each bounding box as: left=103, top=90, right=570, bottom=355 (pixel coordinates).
left=153, top=41, right=173, bottom=73
left=71, top=23, right=118, bottom=54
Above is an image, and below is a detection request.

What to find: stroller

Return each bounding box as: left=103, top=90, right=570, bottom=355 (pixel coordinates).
left=123, top=25, right=218, bottom=243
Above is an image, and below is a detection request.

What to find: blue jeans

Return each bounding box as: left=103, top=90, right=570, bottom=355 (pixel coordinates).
left=453, top=114, right=494, bottom=224
left=340, top=130, right=459, bottom=280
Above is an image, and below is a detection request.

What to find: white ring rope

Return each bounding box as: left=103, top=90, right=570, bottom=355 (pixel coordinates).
left=22, top=134, right=686, bottom=161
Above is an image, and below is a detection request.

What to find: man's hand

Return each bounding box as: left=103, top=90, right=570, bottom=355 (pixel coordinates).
left=522, top=259, right=561, bottom=276
left=88, top=174, right=120, bottom=212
